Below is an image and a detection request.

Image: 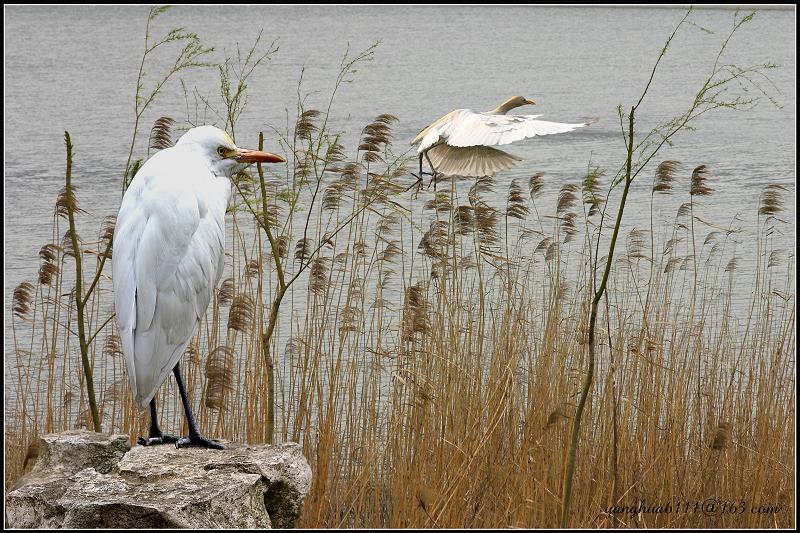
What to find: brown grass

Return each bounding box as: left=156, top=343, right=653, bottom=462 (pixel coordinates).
left=4, top=9, right=794, bottom=528
left=6, top=151, right=794, bottom=526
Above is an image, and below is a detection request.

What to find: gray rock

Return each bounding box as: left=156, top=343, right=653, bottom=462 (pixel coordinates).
left=6, top=430, right=312, bottom=529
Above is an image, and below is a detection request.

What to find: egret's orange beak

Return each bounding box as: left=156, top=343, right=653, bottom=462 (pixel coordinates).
left=237, top=149, right=285, bottom=163
left=525, top=99, right=537, bottom=106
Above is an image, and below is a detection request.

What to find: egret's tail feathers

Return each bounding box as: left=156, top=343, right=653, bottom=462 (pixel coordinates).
left=427, top=144, right=522, bottom=177
left=127, top=327, right=196, bottom=411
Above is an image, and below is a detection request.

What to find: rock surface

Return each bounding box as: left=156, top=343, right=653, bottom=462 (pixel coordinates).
left=6, top=430, right=311, bottom=528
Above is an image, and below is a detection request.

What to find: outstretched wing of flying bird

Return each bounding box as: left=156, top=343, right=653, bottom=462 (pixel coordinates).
left=445, top=111, right=588, bottom=148
left=426, top=144, right=523, bottom=177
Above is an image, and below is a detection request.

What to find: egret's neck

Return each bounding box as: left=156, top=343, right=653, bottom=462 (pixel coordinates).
left=488, top=99, right=521, bottom=115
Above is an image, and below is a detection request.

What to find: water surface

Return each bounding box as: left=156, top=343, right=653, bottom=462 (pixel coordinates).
left=5, top=5, right=795, bottom=363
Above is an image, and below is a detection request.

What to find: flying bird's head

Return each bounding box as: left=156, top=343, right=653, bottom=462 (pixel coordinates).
left=510, top=95, right=537, bottom=107
left=177, top=125, right=285, bottom=177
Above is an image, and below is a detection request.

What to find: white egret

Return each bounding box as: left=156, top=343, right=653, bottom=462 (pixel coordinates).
left=411, top=96, right=592, bottom=185
left=113, top=125, right=285, bottom=449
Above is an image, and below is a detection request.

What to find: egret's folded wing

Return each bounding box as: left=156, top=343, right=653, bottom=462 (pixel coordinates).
left=427, top=144, right=522, bottom=177
left=447, top=112, right=586, bottom=148
left=113, top=152, right=227, bottom=410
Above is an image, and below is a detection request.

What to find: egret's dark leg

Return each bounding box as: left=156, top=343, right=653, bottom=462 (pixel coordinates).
left=172, top=362, right=223, bottom=449
left=405, top=154, right=424, bottom=197
left=414, top=152, right=436, bottom=178
left=137, top=398, right=179, bottom=446
left=424, top=151, right=438, bottom=190
left=406, top=153, right=424, bottom=193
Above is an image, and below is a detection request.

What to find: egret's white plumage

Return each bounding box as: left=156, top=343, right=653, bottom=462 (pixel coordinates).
left=412, top=96, right=591, bottom=178
left=113, top=125, right=283, bottom=411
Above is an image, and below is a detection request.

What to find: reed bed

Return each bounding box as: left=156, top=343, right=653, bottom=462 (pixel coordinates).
left=5, top=7, right=794, bottom=529
left=7, top=145, right=794, bottom=527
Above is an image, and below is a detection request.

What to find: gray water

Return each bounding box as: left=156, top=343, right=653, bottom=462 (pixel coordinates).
left=5, top=6, right=796, bottom=368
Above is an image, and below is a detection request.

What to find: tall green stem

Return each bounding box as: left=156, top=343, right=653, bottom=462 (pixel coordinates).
left=256, top=131, right=285, bottom=444
left=561, top=107, right=635, bottom=527
left=64, top=131, right=101, bottom=433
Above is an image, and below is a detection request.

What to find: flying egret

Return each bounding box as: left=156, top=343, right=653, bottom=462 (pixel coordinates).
left=411, top=96, right=592, bottom=186
left=113, top=125, right=285, bottom=449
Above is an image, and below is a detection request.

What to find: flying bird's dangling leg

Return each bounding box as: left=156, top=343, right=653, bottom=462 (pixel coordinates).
left=405, top=153, right=427, bottom=196
left=406, top=153, right=425, bottom=193
left=137, top=398, right=179, bottom=446
left=424, top=150, right=439, bottom=191
left=172, top=362, right=224, bottom=450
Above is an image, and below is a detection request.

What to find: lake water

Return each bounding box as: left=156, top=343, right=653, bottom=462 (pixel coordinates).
left=4, top=6, right=795, bottom=366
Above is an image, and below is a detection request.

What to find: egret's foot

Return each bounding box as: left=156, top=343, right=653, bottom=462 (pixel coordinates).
left=426, top=172, right=439, bottom=190
left=137, top=433, right=179, bottom=446
left=175, top=434, right=224, bottom=450
left=406, top=175, right=424, bottom=193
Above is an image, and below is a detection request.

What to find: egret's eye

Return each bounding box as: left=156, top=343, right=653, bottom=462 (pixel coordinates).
left=217, top=146, right=227, bottom=157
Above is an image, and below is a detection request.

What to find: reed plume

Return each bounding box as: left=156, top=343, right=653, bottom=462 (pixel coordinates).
left=652, top=160, right=681, bottom=193
left=506, top=179, right=529, bottom=220
left=12, top=281, right=34, bottom=319
left=204, top=345, right=234, bottom=410
left=529, top=172, right=545, bottom=200
left=148, top=116, right=175, bottom=151
left=759, top=184, right=787, bottom=216
left=227, top=293, right=255, bottom=332
left=690, top=164, right=713, bottom=196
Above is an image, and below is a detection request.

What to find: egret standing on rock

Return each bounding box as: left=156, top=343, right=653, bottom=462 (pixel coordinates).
left=411, top=96, right=593, bottom=186
left=113, top=125, right=285, bottom=449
